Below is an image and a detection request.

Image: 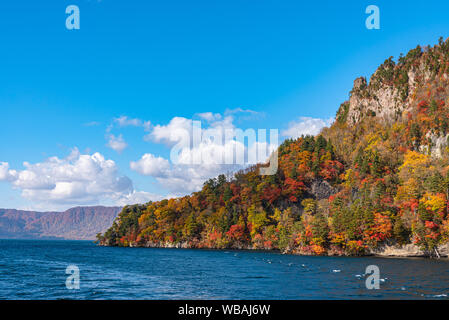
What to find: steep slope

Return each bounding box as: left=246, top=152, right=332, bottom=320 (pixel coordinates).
left=0, top=206, right=121, bottom=240
left=99, top=38, right=449, bottom=257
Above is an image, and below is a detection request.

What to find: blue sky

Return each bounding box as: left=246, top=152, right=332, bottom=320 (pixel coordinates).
left=1, top=0, right=449, bottom=210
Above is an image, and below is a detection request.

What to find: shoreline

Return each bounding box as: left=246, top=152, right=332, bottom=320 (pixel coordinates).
left=98, top=241, right=449, bottom=259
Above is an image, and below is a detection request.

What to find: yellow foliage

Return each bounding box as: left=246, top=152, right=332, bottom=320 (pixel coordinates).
left=398, top=151, right=431, bottom=178
left=420, top=192, right=446, bottom=214
left=343, top=169, right=356, bottom=187
left=301, top=198, right=316, bottom=215
left=364, top=133, right=381, bottom=152
left=395, top=178, right=420, bottom=202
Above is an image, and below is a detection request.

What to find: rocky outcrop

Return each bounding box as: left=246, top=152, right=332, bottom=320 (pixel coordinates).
left=345, top=77, right=403, bottom=125
left=143, top=241, right=192, bottom=249
left=371, top=243, right=449, bottom=258
left=420, top=132, right=449, bottom=158
left=104, top=239, right=449, bottom=258
left=101, top=240, right=265, bottom=251
left=340, top=56, right=434, bottom=126
left=370, top=243, right=424, bottom=257
left=310, top=179, right=337, bottom=200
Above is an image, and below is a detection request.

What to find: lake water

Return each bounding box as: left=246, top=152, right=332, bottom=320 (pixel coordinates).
left=1, top=239, right=449, bottom=299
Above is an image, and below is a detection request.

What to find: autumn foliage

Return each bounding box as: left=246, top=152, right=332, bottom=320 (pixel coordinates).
left=98, top=38, right=449, bottom=257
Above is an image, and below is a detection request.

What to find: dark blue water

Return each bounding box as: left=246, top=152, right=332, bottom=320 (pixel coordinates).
left=1, top=239, right=449, bottom=299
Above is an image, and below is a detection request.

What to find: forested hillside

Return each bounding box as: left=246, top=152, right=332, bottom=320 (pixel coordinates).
left=98, top=38, right=449, bottom=257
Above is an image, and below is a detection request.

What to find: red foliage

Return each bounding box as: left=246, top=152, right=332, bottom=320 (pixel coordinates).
left=283, top=177, right=306, bottom=202
left=262, top=186, right=282, bottom=204
left=425, top=221, right=439, bottom=229
left=320, top=160, right=344, bottom=180
left=226, top=224, right=247, bottom=242
left=418, top=100, right=429, bottom=113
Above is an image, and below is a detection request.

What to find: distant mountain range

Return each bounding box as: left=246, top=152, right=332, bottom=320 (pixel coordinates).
left=0, top=206, right=121, bottom=240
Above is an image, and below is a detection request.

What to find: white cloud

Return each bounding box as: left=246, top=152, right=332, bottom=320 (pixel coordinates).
left=132, top=112, right=277, bottom=195
left=281, top=117, right=334, bottom=139
left=106, top=116, right=151, bottom=134
left=104, top=116, right=151, bottom=152
left=106, top=134, right=128, bottom=153
left=146, top=116, right=192, bottom=146
left=131, top=153, right=238, bottom=195
left=146, top=115, right=236, bottom=146
left=130, top=151, right=232, bottom=194
left=0, top=162, right=17, bottom=182
left=117, top=190, right=164, bottom=206
left=114, top=116, right=140, bottom=127
left=113, top=116, right=151, bottom=131
left=130, top=153, right=170, bottom=177
left=0, top=149, right=157, bottom=209
left=224, top=108, right=264, bottom=121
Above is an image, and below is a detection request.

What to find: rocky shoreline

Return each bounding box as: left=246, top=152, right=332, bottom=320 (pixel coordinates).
left=369, top=243, right=449, bottom=258
left=99, top=241, right=449, bottom=258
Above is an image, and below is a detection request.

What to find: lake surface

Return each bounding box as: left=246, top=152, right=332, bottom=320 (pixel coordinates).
left=1, top=239, right=449, bottom=299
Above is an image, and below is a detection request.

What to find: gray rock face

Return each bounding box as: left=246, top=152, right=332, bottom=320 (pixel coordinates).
left=371, top=243, right=449, bottom=258
left=341, top=61, right=433, bottom=126
left=420, top=132, right=449, bottom=158
left=346, top=77, right=403, bottom=125
left=310, top=179, right=337, bottom=200
left=370, top=243, right=424, bottom=257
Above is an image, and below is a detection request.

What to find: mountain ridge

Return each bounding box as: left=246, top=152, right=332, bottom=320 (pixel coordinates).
left=0, top=206, right=121, bottom=240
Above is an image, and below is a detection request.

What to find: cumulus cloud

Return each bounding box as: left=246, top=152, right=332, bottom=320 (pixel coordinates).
left=106, top=134, right=128, bottom=153
left=131, top=152, right=239, bottom=195
left=130, top=154, right=170, bottom=177
left=0, top=149, right=157, bottom=209
left=146, top=116, right=193, bottom=146
left=147, top=115, right=236, bottom=146
left=132, top=112, right=277, bottom=195
left=137, top=138, right=223, bottom=194
left=104, top=115, right=151, bottom=153
left=0, top=162, right=17, bottom=182
left=281, top=117, right=334, bottom=139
